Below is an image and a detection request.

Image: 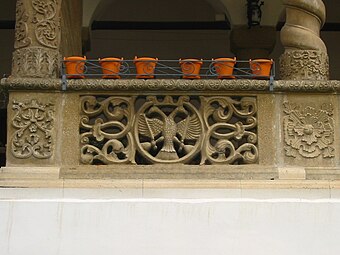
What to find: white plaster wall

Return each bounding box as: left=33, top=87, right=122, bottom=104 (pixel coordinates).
left=1, top=188, right=340, bottom=255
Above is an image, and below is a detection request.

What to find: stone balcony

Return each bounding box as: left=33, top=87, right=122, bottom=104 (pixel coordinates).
left=1, top=75, right=340, bottom=187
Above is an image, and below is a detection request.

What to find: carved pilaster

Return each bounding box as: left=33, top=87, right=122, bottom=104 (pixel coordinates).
left=280, top=0, right=329, bottom=80
left=12, top=0, right=62, bottom=78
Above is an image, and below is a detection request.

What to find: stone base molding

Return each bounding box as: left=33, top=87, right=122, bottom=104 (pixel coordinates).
left=279, top=50, right=329, bottom=81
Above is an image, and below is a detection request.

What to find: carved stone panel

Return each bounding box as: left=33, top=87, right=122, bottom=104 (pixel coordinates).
left=80, top=96, right=135, bottom=165
left=202, top=97, right=258, bottom=164
left=283, top=101, right=335, bottom=158
left=10, top=99, right=54, bottom=159
left=79, top=95, right=258, bottom=165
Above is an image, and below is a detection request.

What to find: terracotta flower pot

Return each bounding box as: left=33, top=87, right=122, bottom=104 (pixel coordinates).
left=212, top=57, right=236, bottom=79
left=64, top=56, right=86, bottom=79
left=249, top=59, right=273, bottom=78
left=99, top=57, right=123, bottom=79
left=179, top=58, right=203, bottom=79
left=134, top=56, right=158, bottom=79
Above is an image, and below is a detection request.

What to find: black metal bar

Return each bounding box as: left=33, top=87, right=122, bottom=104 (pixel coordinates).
left=0, top=20, right=15, bottom=29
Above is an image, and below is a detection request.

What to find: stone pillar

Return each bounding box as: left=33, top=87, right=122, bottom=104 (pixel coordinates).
left=61, top=0, right=82, bottom=56
left=280, top=0, right=329, bottom=80
left=230, top=26, right=276, bottom=60
left=11, top=0, right=63, bottom=78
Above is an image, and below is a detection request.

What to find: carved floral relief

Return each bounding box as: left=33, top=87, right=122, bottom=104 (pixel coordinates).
left=11, top=99, right=54, bottom=159
left=283, top=101, right=335, bottom=158
left=32, top=0, right=60, bottom=49
left=14, top=0, right=32, bottom=49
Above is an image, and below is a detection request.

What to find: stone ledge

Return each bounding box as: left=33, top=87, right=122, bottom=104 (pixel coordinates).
left=2, top=78, right=340, bottom=93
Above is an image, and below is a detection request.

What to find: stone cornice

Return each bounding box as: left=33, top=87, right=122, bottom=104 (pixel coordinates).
left=2, top=78, right=340, bottom=93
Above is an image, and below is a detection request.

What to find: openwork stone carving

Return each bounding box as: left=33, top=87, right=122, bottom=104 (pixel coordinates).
left=11, top=99, right=54, bottom=159
left=135, top=96, right=203, bottom=164
left=280, top=50, right=329, bottom=81
left=12, top=47, right=60, bottom=78
left=80, top=96, right=135, bottom=164
left=80, top=95, right=258, bottom=165
left=283, top=102, right=334, bottom=158
left=202, top=97, right=258, bottom=164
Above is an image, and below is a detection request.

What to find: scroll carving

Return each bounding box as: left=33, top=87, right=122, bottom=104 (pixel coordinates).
left=283, top=102, right=334, bottom=158
left=80, top=95, right=258, bottom=165
left=202, top=97, right=258, bottom=164
left=11, top=99, right=54, bottom=159
left=80, top=96, right=135, bottom=164
left=32, top=0, right=60, bottom=49
left=14, top=0, right=32, bottom=49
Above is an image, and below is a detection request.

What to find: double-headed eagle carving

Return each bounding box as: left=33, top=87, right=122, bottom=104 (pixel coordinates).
left=138, top=105, right=201, bottom=160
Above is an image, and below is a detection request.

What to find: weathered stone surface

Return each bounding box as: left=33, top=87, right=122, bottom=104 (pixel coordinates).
left=280, top=0, right=329, bottom=81
left=11, top=0, right=62, bottom=78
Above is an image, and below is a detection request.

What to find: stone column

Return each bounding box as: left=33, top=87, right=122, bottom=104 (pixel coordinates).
left=280, top=0, right=329, bottom=80
left=11, top=0, right=63, bottom=78
left=230, top=26, right=276, bottom=60
left=61, top=0, right=82, bottom=56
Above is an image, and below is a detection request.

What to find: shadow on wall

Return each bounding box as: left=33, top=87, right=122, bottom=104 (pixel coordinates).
left=0, top=109, right=6, bottom=166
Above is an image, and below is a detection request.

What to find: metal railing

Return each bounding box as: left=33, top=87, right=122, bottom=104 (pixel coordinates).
left=61, top=58, right=275, bottom=90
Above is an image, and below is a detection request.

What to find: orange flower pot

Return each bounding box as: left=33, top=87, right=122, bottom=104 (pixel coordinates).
left=212, top=57, right=236, bottom=79
left=99, top=57, right=123, bottom=79
left=64, top=56, right=86, bottom=79
left=179, top=58, right=203, bottom=79
left=134, top=57, right=158, bottom=79
left=249, top=59, right=273, bottom=78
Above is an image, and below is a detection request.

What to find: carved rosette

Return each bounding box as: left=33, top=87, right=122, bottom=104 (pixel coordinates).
left=202, top=97, right=258, bottom=164
left=80, top=96, right=135, bottom=165
left=11, top=99, right=54, bottom=159
left=134, top=96, right=203, bottom=164
left=12, top=0, right=62, bottom=78
left=283, top=102, right=335, bottom=158
left=79, top=95, right=259, bottom=165
left=280, top=50, right=329, bottom=80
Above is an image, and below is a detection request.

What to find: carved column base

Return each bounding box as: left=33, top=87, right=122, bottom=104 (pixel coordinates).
left=279, top=50, right=329, bottom=80
left=12, top=47, right=61, bottom=79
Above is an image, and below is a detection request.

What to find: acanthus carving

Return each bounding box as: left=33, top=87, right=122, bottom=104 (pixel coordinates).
left=32, top=0, right=60, bottom=49
left=11, top=99, right=54, bottom=159
left=12, top=47, right=60, bottom=78
left=80, top=96, right=135, bottom=164
left=283, top=101, right=334, bottom=158
left=202, top=97, right=258, bottom=164
left=14, top=0, right=32, bottom=49
left=279, top=50, right=329, bottom=81
left=79, top=95, right=258, bottom=165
